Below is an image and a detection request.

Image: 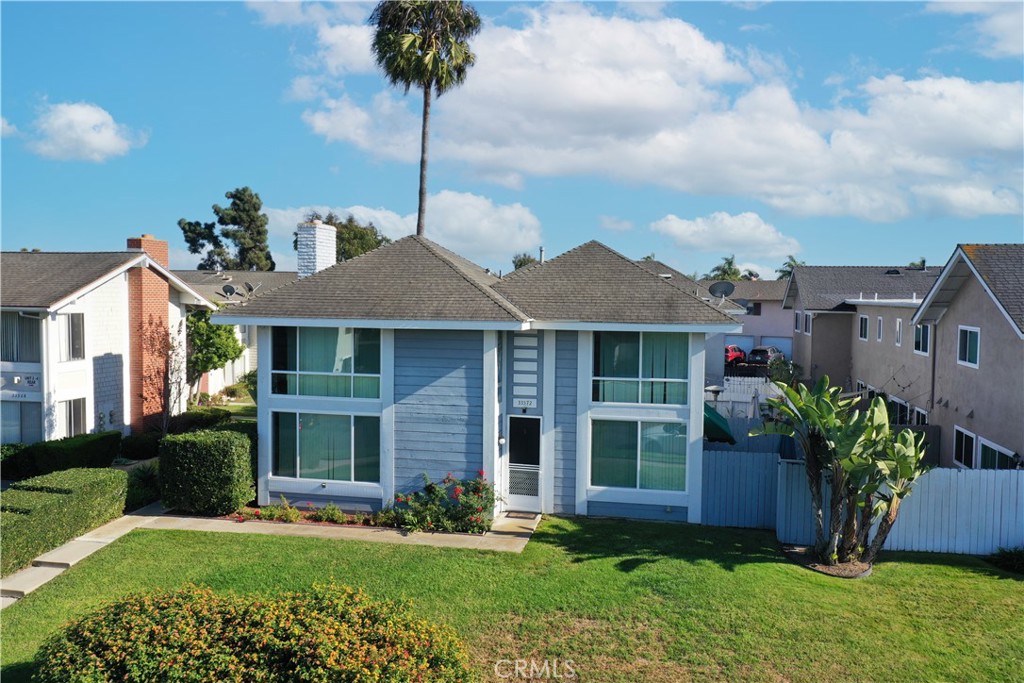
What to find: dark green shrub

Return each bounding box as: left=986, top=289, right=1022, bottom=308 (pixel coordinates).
left=120, top=432, right=161, bottom=461
left=165, top=407, right=231, bottom=435
left=160, top=430, right=253, bottom=515
left=0, top=468, right=127, bottom=576
left=33, top=583, right=471, bottom=683
left=125, top=462, right=160, bottom=512
left=308, top=502, right=347, bottom=524
left=210, top=420, right=258, bottom=481
left=989, top=547, right=1024, bottom=575
left=392, top=472, right=496, bottom=534
left=0, top=431, right=122, bottom=481
left=1, top=442, right=28, bottom=465
left=259, top=495, right=301, bottom=523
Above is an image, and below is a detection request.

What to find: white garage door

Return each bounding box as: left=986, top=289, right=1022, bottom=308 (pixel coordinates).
left=761, top=336, right=793, bottom=359
left=725, top=335, right=755, bottom=354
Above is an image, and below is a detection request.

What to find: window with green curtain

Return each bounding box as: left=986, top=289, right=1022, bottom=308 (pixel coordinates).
left=591, top=420, right=638, bottom=488
left=593, top=332, right=687, bottom=404
left=272, top=327, right=380, bottom=398
left=299, top=413, right=351, bottom=480
left=639, top=422, right=686, bottom=491
left=272, top=412, right=380, bottom=482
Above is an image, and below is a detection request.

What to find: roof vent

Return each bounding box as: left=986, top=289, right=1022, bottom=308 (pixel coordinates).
left=885, top=269, right=901, bottom=276
left=659, top=273, right=672, bottom=279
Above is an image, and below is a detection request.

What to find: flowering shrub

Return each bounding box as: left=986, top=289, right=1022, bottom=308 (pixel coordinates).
left=257, top=495, right=302, bottom=523
left=308, top=501, right=346, bottom=524
left=33, top=584, right=471, bottom=682
left=392, top=472, right=496, bottom=534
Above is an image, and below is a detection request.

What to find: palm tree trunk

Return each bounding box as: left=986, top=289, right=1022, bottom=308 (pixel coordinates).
left=416, top=84, right=431, bottom=236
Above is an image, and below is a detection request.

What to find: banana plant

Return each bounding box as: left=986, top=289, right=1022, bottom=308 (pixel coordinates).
left=862, top=428, right=929, bottom=563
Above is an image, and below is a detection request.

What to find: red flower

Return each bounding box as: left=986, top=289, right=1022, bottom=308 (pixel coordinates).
left=477, top=469, right=485, bottom=478
left=476, top=507, right=483, bottom=512
left=453, top=486, right=463, bottom=499
left=253, top=509, right=261, bottom=517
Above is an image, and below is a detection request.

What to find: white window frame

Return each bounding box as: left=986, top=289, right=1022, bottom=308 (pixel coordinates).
left=587, top=417, right=688, bottom=496
left=887, top=396, right=909, bottom=425
left=855, top=380, right=866, bottom=395
left=978, top=438, right=1016, bottom=470
left=956, top=325, right=980, bottom=369
left=795, top=311, right=802, bottom=332
left=895, top=318, right=903, bottom=347
left=58, top=397, right=87, bottom=438
left=953, top=425, right=976, bottom=469
left=58, top=313, right=85, bottom=362
left=913, top=407, right=928, bottom=426
left=858, top=315, right=869, bottom=341
left=804, top=313, right=812, bottom=335
left=591, top=331, right=688, bottom=407
left=913, top=324, right=931, bottom=357
left=876, top=316, right=883, bottom=342
left=270, top=326, right=382, bottom=399
left=270, top=409, right=383, bottom=485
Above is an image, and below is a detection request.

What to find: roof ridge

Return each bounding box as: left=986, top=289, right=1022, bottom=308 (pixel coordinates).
left=413, top=236, right=530, bottom=321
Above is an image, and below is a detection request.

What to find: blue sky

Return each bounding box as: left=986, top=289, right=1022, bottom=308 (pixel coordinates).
left=2, top=1, right=1021, bottom=278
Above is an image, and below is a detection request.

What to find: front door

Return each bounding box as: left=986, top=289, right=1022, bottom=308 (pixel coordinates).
left=506, top=416, right=541, bottom=512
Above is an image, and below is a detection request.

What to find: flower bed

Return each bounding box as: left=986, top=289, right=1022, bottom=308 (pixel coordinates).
left=232, top=472, right=498, bottom=535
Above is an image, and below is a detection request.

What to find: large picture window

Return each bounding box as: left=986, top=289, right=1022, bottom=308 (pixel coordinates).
left=1, top=401, right=42, bottom=444
left=272, top=411, right=380, bottom=482
left=271, top=327, right=380, bottom=398
left=591, top=420, right=686, bottom=491
left=1, top=312, right=42, bottom=363
left=592, top=332, right=688, bottom=404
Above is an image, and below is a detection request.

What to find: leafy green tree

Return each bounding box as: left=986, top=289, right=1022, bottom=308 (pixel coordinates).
left=292, top=211, right=391, bottom=262
left=775, top=254, right=805, bottom=279
left=179, top=187, right=274, bottom=271
left=185, top=309, right=244, bottom=399
left=370, top=0, right=482, bottom=236
left=753, top=379, right=929, bottom=565
left=740, top=268, right=760, bottom=281
left=908, top=257, right=926, bottom=269
left=512, top=252, right=537, bottom=270
left=703, top=255, right=742, bottom=281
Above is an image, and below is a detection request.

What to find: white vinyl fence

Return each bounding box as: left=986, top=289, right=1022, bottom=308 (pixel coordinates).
left=777, top=460, right=1024, bottom=555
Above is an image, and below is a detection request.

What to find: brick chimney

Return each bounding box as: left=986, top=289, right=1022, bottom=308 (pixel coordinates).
left=126, top=234, right=171, bottom=433
left=296, top=220, right=336, bottom=278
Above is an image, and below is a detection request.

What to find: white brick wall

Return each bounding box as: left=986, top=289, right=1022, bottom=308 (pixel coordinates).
left=297, top=221, right=336, bottom=278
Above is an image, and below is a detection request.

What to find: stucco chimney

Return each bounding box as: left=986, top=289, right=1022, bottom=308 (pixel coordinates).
left=296, top=220, right=336, bottom=278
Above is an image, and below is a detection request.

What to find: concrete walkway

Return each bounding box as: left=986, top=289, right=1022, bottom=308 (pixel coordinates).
left=0, top=506, right=540, bottom=610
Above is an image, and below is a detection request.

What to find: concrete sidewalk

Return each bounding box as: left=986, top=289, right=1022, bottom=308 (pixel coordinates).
left=0, top=506, right=540, bottom=610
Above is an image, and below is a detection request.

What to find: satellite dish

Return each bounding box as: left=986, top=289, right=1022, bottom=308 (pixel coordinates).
left=708, top=281, right=735, bottom=298
left=222, top=284, right=236, bottom=298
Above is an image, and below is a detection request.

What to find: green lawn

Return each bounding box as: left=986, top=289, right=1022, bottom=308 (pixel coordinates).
left=220, top=401, right=256, bottom=419
left=2, top=517, right=1021, bottom=682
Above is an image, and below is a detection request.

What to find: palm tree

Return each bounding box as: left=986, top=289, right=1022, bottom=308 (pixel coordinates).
left=703, top=255, right=742, bottom=281
left=775, top=254, right=805, bottom=279
left=370, top=1, right=481, bottom=236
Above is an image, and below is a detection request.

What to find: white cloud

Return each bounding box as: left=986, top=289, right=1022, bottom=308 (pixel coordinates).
left=1, top=117, right=17, bottom=137
left=28, top=102, right=147, bottom=162
left=651, top=211, right=801, bottom=261
left=316, top=23, right=375, bottom=75
left=911, top=183, right=1022, bottom=218
left=269, top=3, right=1023, bottom=223
left=599, top=215, right=634, bottom=232
left=927, top=2, right=1023, bottom=59
left=264, top=191, right=542, bottom=268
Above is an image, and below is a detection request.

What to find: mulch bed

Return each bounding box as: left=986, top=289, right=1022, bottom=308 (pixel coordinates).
left=781, top=545, right=873, bottom=579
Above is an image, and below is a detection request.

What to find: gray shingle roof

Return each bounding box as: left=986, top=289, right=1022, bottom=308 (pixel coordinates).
left=221, top=236, right=530, bottom=322
left=961, top=243, right=1024, bottom=332
left=700, top=278, right=788, bottom=301
left=1, top=252, right=142, bottom=308
left=785, top=265, right=942, bottom=311
left=494, top=242, right=738, bottom=325
left=172, top=269, right=298, bottom=305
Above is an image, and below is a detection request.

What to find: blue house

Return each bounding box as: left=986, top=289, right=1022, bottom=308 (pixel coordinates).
left=214, top=222, right=740, bottom=523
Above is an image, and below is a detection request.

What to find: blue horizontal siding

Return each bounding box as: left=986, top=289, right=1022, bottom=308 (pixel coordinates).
left=394, top=330, right=484, bottom=492
left=587, top=502, right=688, bottom=522
left=553, top=331, right=578, bottom=515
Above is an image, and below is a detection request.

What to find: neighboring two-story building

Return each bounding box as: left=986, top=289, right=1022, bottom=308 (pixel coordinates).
left=701, top=279, right=793, bottom=361
left=913, top=244, right=1023, bottom=470
left=1, top=236, right=215, bottom=443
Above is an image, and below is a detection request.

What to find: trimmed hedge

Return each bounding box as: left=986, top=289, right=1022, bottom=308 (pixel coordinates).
left=210, top=420, right=258, bottom=481
left=33, top=584, right=471, bottom=683
left=120, top=432, right=162, bottom=461
left=166, top=407, right=231, bottom=435
left=0, top=431, right=122, bottom=481
left=0, top=468, right=128, bottom=576
left=160, top=430, right=253, bottom=515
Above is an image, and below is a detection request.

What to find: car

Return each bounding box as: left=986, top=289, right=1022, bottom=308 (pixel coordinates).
left=747, top=345, right=784, bottom=365
left=724, top=345, right=746, bottom=365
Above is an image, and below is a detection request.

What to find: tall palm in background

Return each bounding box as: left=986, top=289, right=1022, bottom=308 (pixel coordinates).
left=370, top=1, right=481, bottom=236
left=776, top=254, right=805, bottom=279
left=704, top=254, right=742, bottom=281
